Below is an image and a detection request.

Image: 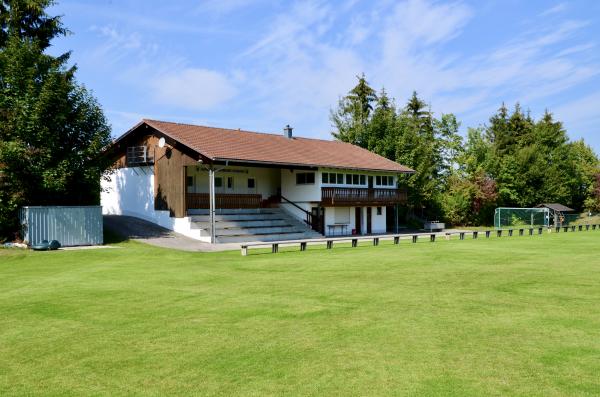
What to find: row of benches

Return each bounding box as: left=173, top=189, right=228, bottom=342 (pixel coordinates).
left=240, top=224, right=599, bottom=256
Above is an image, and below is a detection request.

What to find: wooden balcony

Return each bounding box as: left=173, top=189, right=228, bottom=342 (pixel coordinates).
left=186, top=193, right=262, bottom=209
left=321, top=187, right=407, bottom=206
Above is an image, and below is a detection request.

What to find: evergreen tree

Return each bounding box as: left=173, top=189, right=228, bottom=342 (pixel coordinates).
left=0, top=0, right=112, bottom=239
left=367, top=88, right=397, bottom=159
left=330, top=73, right=377, bottom=146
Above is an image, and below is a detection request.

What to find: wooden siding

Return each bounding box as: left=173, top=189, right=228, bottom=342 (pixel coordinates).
left=186, top=193, right=262, bottom=209
left=113, top=135, right=159, bottom=168
left=154, top=146, right=197, bottom=217
left=321, top=187, right=407, bottom=206
left=107, top=124, right=200, bottom=218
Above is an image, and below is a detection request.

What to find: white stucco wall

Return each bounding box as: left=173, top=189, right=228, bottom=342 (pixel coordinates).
left=280, top=169, right=321, bottom=202
left=370, top=206, right=387, bottom=234
left=322, top=206, right=387, bottom=236
left=101, top=167, right=209, bottom=242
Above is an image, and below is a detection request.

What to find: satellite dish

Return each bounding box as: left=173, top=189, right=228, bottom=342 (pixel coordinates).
left=158, top=137, right=166, bottom=148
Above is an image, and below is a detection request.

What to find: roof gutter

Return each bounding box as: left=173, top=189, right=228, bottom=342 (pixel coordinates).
left=211, top=157, right=415, bottom=174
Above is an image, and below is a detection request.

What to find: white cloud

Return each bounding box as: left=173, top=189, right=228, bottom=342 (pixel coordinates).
left=75, top=0, right=599, bottom=145
left=550, top=92, right=600, bottom=150
left=152, top=68, right=237, bottom=110
left=232, top=0, right=598, bottom=141
left=540, top=3, right=568, bottom=17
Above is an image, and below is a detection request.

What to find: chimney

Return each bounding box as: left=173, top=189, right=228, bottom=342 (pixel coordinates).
left=283, top=124, right=293, bottom=139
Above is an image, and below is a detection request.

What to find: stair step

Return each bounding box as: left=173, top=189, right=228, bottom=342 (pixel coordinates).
left=216, top=232, right=322, bottom=243
left=217, top=225, right=308, bottom=236
left=186, top=204, right=323, bottom=243
left=190, top=213, right=285, bottom=222
left=190, top=219, right=290, bottom=229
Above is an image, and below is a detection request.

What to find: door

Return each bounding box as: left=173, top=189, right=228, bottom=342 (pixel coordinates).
left=355, top=207, right=362, bottom=234
left=311, top=207, right=325, bottom=234
left=366, top=207, right=372, bottom=234
left=368, top=176, right=373, bottom=189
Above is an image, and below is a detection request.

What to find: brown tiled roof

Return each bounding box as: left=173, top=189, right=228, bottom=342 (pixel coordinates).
left=134, top=119, right=414, bottom=173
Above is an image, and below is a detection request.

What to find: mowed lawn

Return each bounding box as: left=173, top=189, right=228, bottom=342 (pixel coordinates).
left=1, top=232, right=600, bottom=396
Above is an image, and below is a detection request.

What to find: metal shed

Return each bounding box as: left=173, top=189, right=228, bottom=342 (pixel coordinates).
left=19, top=206, right=103, bottom=247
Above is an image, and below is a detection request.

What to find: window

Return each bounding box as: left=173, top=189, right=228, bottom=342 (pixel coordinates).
left=227, top=177, right=234, bottom=189
left=126, top=146, right=152, bottom=166
left=323, top=172, right=367, bottom=185
left=376, top=207, right=382, bottom=215
left=247, top=178, right=255, bottom=189
left=186, top=176, right=194, bottom=187
left=296, top=172, right=315, bottom=185
left=215, top=177, right=223, bottom=188
left=376, top=175, right=394, bottom=186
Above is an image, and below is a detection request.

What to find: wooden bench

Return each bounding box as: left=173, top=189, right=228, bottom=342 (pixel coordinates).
left=239, top=225, right=599, bottom=256
left=240, top=233, right=436, bottom=256
left=326, top=223, right=349, bottom=236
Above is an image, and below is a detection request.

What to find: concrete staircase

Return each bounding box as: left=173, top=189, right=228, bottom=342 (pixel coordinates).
left=187, top=208, right=322, bottom=243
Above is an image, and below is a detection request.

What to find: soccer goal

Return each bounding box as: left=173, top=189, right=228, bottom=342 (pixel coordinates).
left=494, top=207, right=550, bottom=229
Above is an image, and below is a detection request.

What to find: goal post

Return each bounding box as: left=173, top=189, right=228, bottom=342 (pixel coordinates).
left=494, top=207, right=550, bottom=229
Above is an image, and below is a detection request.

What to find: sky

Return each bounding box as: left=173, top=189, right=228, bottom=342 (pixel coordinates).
left=48, top=0, right=600, bottom=152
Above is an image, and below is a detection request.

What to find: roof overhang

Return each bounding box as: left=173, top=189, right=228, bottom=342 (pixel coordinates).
left=108, top=120, right=416, bottom=174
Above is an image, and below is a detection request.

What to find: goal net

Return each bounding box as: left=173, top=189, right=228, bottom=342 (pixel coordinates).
left=494, top=207, right=550, bottom=229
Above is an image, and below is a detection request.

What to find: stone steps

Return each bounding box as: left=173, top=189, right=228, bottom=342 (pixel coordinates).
left=190, top=219, right=290, bottom=229
left=216, top=231, right=322, bottom=243
left=187, top=207, right=322, bottom=243
left=190, top=213, right=285, bottom=222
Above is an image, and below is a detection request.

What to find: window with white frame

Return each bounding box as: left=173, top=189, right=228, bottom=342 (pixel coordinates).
left=322, top=172, right=368, bottom=186
left=376, top=175, right=395, bottom=186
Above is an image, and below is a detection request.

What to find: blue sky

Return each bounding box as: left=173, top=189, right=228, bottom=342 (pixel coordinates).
left=49, top=0, right=600, bottom=152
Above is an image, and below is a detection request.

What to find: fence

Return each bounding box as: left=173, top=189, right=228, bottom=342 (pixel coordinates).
left=494, top=207, right=550, bottom=228
left=19, top=206, right=103, bottom=247
left=561, top=212, right=600, bottom=226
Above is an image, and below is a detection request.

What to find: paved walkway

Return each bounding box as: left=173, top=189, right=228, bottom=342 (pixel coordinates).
left=104, top=215, right=470, bottom=253
left=103, top=215, right=240, bottom=252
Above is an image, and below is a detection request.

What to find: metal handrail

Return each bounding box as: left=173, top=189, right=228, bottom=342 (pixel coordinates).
left=280, top=195, right=321, bottom=232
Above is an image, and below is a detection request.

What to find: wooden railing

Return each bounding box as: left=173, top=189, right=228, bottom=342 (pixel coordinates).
left=186, top=193, right=262, bottom=209
left=321, top=187, right=407, bottom=206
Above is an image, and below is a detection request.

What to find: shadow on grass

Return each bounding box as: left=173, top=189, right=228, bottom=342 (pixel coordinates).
left=103, top=228, right=128, bottom=245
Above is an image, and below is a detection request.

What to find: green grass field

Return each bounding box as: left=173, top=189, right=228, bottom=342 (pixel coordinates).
left=1, top=232, right=600, bottom=396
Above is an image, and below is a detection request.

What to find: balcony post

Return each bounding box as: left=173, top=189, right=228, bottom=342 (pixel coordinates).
left=209, top=167, right=216, bottom=244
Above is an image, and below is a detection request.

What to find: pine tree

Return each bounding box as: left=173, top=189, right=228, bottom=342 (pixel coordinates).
left=0, top=0, right=112, bottom=239
left=330, top=73, right=377, bottom=146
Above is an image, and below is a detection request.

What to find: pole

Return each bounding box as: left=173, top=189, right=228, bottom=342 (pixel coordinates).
left=209, top=167, right=216, bottom=244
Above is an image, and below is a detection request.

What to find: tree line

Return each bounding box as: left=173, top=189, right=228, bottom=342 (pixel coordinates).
left=331, top=75, right=600, bottom=225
